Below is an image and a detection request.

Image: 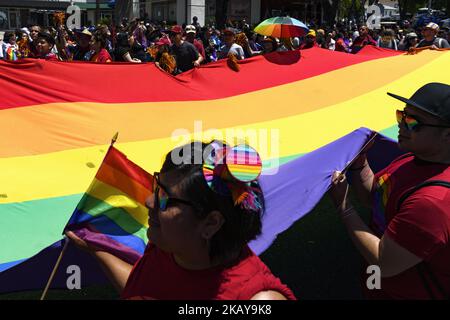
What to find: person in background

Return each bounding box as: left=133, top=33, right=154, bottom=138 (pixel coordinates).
left=326, top=32, right=336, bottom=51
left=277, top=38, right=295, bottom=51
left=17, top=30, right=31, bottom=58
left=350, top=25, right=376, bottom=54
left=185, top=25, right=206, bottom=60
left=210, top=29, right=222, bottom=49
left=218, top=29, right=245, bottom=60
left=247, top=31, right=264, bottom=52
left=416, top=22, right=450, bottom=49
left=89, top=31, right=112, bottom=63
left=2, top=31, right=19, bottom=61
left=299, top=30, right=318, bottom=49
left=69, top=28, right=92, bottom=61
left=192, top=16, right=201, bottom=30
left=114, top=32, right=141, bottom=63
left=28, top=24, right=42, bottom=57
left=169, top=25, right=202, bottom=73
left=235, top=32, right=261, bottom=58
left=398, top=32, right=418, bottom=51
left=35, top=32, right=59, bottom=61
left=377, top=29, right=399, bottom=50
left=128, top=33, right=148, bottom=62
left=133, top=21, right=148, bottom=49
left=316, top=28, right=326, bottom=48
left=154, top=36, right=176, bottom=74
left=97, top=24, right=114, bottom=54
left=261, top=37, right=278, bottom=54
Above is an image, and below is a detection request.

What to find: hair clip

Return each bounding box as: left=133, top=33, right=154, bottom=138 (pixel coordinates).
left=202, top=142, right=263, bottom=213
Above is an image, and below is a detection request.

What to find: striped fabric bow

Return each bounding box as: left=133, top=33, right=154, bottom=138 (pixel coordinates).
left=202, top=142, right=263, bottom=213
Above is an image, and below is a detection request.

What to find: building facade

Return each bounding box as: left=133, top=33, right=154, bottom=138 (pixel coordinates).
left=145, top=0, right=261, bottom=26
left=0, top=0, right=333, bottom=31
left=0, top=0, right=113, bottom=31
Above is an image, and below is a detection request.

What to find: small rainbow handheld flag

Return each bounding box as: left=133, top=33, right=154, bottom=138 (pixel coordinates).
left=6, top=46, right=18, bottom=61
left=64, top=144, right=152, bottom=264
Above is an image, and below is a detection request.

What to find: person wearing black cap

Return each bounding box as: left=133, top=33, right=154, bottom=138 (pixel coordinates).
left=36, top=32, right=59, bottom=61
left=330, top=83, right=450, bottom=299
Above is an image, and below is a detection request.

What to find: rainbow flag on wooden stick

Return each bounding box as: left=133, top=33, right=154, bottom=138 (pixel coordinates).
left=64, top=142, right=152, bottom=264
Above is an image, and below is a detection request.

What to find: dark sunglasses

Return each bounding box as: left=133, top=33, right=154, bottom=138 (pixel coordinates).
left=396, top=109, right=450, bottom=131
left=152, top=172, right=197, bottom=211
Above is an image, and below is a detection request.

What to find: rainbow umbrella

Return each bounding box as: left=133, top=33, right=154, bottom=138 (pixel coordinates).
left=254, top=16, right=309, bottom=38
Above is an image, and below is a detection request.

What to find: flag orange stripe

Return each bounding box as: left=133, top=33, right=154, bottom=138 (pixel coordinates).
left=96, top=162, right=151, bottom=206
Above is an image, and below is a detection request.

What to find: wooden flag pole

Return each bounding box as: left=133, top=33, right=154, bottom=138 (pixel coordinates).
left=40, top=237, right=70, bottom=300
left=111, top=132, right=119, bottom=146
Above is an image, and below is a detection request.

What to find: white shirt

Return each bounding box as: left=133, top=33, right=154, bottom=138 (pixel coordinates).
left=328, top=38, right=336, bottom=51
left=219, top=43, right=245, bottom=60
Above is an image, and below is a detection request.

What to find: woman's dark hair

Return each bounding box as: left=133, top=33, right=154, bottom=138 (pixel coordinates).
left=4, top=31, right=16, bottom=42
left=92, top=30, right=107, bottom=48
left=116, top=32, right=130, bottom=48
left=160, top=141, right=264, bottom=264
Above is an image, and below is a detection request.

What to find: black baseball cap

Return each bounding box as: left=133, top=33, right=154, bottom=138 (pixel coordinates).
left=387, top=83, right=450, bottom=123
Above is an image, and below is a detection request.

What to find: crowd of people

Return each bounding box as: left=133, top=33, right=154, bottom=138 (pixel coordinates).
left=1, top=15, right=449, bottom=74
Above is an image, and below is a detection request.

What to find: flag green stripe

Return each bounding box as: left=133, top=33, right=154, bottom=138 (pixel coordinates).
left=78, top=194, right=148, bottom=243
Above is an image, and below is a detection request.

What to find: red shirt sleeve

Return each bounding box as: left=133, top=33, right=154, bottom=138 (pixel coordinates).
left=386, top=192, right=448, bottom=260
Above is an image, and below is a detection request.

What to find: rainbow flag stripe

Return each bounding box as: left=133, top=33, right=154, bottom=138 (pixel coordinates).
left=226, top=145, right=262, bottom=182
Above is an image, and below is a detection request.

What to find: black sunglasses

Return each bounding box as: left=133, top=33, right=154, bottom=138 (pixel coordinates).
left=396, top=109, right=450, bottom=131
left=152, top=172, right=197, bottom=211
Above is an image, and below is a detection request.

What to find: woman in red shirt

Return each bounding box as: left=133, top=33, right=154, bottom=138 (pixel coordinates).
left=89, top=31, right=112, bottom=63
left=35, top=32, right=59, bottom=61
left=67, top=141, right=296, bottom=300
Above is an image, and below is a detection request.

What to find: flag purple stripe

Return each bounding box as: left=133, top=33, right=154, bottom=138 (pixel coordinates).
left=67, top=210, right=146, bottom=263
left=249, top=127, right=402, bottom=254
left=72, top=227, right=143, bottom=265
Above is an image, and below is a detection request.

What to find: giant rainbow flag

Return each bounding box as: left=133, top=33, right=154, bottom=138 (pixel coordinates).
left=1, top=46, right=449, bottom=293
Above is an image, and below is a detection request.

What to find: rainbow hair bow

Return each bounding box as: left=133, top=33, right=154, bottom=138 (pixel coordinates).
left=202, top=142, right=264, bottom=213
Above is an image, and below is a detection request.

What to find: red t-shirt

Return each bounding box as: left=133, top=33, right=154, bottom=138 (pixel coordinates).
left=364, top=153, right=450, bottom=299
left=91, top=48, right=112, bottom=63
left=121, top=243, right=296, bottom=300
left=193, top=39, right=206, bottom=59
left=43, top=53, right=59, bottom=61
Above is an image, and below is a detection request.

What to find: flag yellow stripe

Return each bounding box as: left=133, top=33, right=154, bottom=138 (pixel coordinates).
left=88, top=178, right=149, bottom=227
